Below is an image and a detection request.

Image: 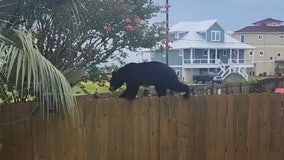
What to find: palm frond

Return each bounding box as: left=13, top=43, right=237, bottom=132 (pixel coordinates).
left=0, top=29, right=79, bottom=124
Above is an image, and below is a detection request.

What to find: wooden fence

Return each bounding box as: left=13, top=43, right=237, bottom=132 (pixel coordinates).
left=0, top=94, right=284, bottom=160
left=191, top=77, right=284, bottom=96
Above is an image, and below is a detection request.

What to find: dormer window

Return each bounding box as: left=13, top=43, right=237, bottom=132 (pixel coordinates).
left=211, top=30, right=220, bottom=41
left=175, top=32, right=179, bottom=40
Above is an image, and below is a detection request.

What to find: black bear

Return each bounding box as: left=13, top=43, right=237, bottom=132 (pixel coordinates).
left=109, top=61, right=190, bottom=100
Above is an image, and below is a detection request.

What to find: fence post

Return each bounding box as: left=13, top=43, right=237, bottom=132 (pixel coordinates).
left=274, top=78, right=280, bottom=89
left=211, top=85, right=214, bottom=95
left=226, top=84, right=229, bottom=95
left=239, top=83, right=243, bottom=93
left=191, top=87, right=195, bottom=96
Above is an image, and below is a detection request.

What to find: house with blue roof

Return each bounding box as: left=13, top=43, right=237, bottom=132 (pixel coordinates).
left=151, top=19, right=255, bottom=82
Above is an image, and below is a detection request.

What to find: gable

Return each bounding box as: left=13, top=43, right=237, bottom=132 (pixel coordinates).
left=206, top=23, right=225, bottom=42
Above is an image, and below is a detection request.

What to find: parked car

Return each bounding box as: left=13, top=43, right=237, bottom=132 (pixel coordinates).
left=193, top=72, right=222, bottom=84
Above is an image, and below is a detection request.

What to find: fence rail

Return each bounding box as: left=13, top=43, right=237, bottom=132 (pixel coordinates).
left=1, top=94, right=284, bottom=160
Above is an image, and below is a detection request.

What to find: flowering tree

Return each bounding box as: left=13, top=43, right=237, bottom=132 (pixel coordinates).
left=1, top=0, right=165, bottom=71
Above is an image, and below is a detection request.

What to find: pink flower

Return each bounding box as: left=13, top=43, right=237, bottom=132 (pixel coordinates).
left=125, top=24, right=134, bottom=32
left=164, top=3, right=171, bottom=9
left=125, top=17, right=132, bottom=23
left=117, top=0, right=124, bottom=4
left=142, top=58, right=148, bottom=62
left=167, top=38, right=173, bottom=43
left=134, top=16, right=141, bottom=24
left=105, top=26, right=112, bottom=33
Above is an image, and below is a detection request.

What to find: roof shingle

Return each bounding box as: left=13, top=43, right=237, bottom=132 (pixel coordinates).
left=253, top=18, right=283, bottom=25
left=234, top=25, right=284, bottom=33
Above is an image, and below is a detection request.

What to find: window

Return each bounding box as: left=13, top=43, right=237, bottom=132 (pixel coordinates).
left=175, top=70, right=180, bottom=76
left=175, top=32, right=179, bottom=40
left=211, top=31, right=221, bottom=41
left=203, top=50, right=208, bottom=56
left=280, top=35, right=284, bottom=39
left=270, top=56, right=273, bottom=61
left=277, top=52, right=281, bottom=56
left=259, top=50, right=264, bottom=56
left=179, top=49, right=183, bottom=56
left=249, top=51, right=253, bottom=56
left=223, top=50, right=227, bottom=56
left=258, top=35, right=263, bottom=40
left=240, top=35, right=245, bottom=43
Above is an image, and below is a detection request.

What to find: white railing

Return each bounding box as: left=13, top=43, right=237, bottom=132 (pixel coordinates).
left=184, top=58, right=222, bottom=64
left=217, top=60, right=226, bottom=76
left=228, top=59, right=253, bottom=65
left=184, top=58, right=252, bottom=65
left=219, top=63, right=248, bottom=81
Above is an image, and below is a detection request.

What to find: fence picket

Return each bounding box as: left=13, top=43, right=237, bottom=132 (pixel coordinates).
left=269, top=94, right=281, bottom=160
left=235, top=94, right=249, bottom=160
left=124, top=98, right=134, bottom=160
left=206, top=95, right=217, bottom=160
left=187, top=96, right=197, bottom=160
left=225, top=94, right=237, bottom=160
left=281, top=94, right=284, bottom=159
left=148, top=97, right=160, bottom=160
left=133, top=98, right=142, bottom=160
left=247, top=94, right=260, bottom=160
left=107, top=98, right=116, bottom=160
left=141, top=98, right=150, bottom=160
left=215, top=95, right=228, bottom=160
left=168, top=97, right=178, bottom=160
left=195, top=96, right=207, bottom=160
left=159, top=97, right=170, bottom=160
left=177, top=97, right=188, bottom=160
left=257, top=94, right=271, bottom=160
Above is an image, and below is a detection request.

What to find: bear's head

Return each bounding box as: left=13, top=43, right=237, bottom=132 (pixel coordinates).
left=109, top=71, right=124, bottom=92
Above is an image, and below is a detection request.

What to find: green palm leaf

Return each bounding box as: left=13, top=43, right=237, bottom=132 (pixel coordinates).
left=0, top=29, right=79, bottom=124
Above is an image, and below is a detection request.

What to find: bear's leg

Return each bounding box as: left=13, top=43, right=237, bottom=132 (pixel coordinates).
left=155, top=85, right=167, bottom=97
left=125, top=85, right=140, bottom=100
left=169, top=81, right=190, bottom=98
left=127, top=85, right=139, bottom=100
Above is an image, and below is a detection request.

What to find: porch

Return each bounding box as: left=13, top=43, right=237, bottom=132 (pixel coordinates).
left=182, top=48, right=253, bottom=66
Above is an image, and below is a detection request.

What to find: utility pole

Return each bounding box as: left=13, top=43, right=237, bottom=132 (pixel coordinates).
left=165, top=0, right=169, bottom=65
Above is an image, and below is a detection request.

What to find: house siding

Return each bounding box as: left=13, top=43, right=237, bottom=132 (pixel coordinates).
left=151, top=52, right=165, bottom=63
left=151, top=50, right=182, bottom=65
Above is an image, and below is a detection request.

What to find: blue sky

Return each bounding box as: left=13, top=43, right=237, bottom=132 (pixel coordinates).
left=152, top=0, right=284, bottom=31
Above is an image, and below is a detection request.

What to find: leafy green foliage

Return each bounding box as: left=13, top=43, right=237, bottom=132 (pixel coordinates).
left=0, top=30, right=79, bottom=124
